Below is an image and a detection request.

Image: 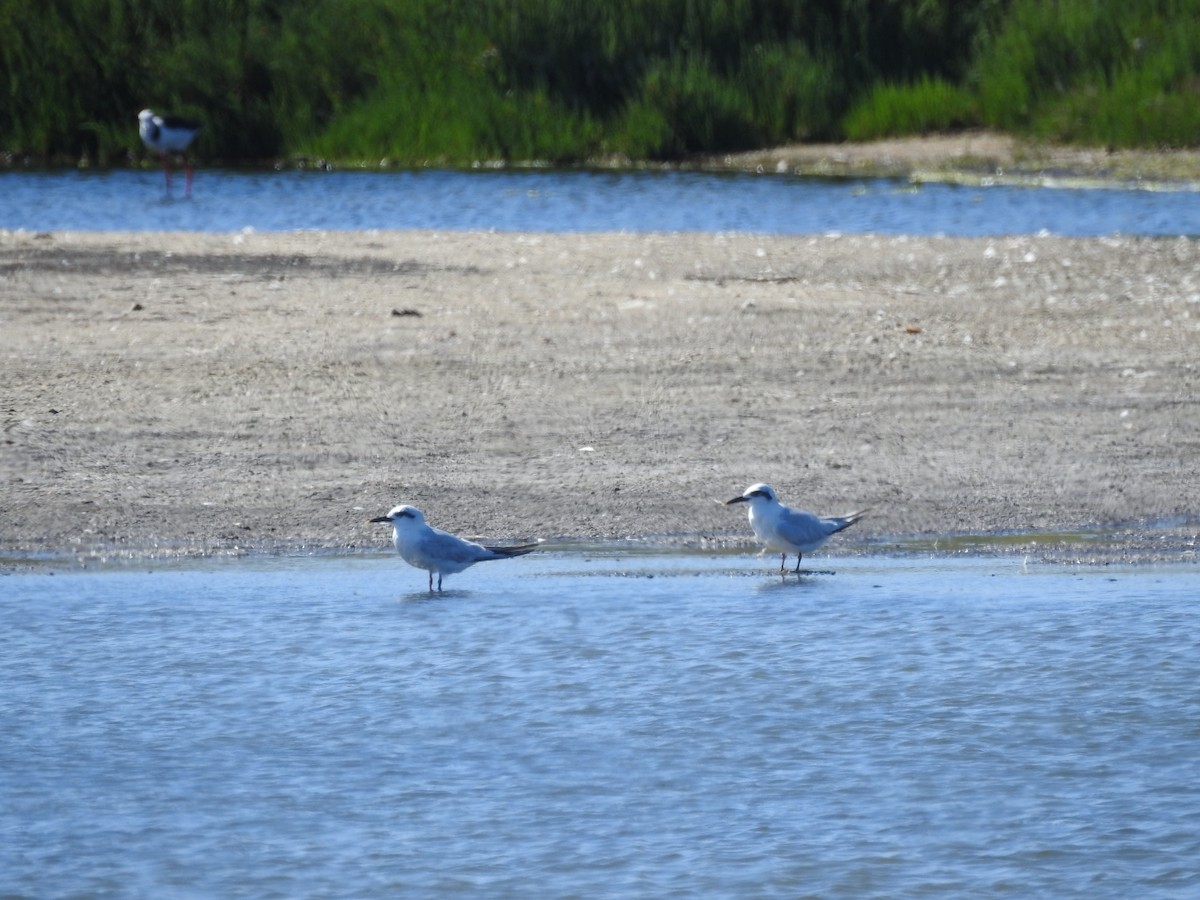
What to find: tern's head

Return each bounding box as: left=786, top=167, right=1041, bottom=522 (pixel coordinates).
left=370, top=504, right=425, bottom=526
left=724, top=483, right=778, bottom=506
left=138, top=109, right=155, bottom=123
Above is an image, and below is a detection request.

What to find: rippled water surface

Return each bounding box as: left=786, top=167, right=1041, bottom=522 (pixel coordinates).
left=3, top=552, right=1199, bottom=897
left=2, top=168, right=1199, bottom=235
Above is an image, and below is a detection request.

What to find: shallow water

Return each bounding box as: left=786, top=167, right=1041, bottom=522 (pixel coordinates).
left=3, top=552, right=1198, bottom=897
left=2, top=168, right=1199, bottom=236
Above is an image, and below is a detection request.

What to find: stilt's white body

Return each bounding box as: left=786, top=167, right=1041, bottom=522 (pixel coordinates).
left=726, top=483, right=866, bottom=573
left=371, top=504, right=537, bottom=591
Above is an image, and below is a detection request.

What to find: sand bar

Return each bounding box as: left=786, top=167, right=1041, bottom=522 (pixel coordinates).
left=3, top=227, right=1198, bottom=566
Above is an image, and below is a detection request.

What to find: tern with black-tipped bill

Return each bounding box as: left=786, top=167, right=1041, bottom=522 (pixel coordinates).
left=726, top=483, right=867, bottom=574
left=371, top=504, right=539, bottom=591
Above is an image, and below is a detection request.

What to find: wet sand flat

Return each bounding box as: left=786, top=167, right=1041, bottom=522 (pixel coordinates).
left=3, top=229, right=1198, bottom=563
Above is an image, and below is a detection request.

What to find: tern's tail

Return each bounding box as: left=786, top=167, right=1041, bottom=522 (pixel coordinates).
left=483, top=542, right=540, bottom=559
left=829, top=509, right=869, bottom=535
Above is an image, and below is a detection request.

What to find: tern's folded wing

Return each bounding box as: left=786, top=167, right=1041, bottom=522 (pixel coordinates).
left=417, top=529, right=494, bottom=565
left=775, top=509, right=830, bottom=547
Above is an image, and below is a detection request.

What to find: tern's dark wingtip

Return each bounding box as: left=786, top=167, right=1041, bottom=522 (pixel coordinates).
left=485, top=541, right=540, bottom=558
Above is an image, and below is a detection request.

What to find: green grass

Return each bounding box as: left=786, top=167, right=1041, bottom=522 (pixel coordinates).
left=842, top=77, right=979, bottom=141
left=973, top=0, right=1200, bottom=148
left=3, top=0, right=1199, bottom=167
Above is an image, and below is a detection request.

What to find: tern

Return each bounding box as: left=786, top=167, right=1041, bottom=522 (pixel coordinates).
left=138, top=109, right=202, bottom=196
left=726, top=483, right=867, bottom=574
left=371, top=504, right=539, bottom=591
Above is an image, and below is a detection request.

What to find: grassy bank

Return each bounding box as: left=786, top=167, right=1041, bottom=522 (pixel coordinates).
left=2, top=0, right=1198, bottom=168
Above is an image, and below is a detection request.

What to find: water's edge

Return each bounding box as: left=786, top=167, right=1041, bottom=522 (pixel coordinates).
left=4, top=519, right=1198, bottom=573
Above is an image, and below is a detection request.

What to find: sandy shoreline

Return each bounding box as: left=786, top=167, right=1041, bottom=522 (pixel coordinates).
left=699, top=132, right=1200, bottom=186
left=3, top=227, right=1199, bottom=567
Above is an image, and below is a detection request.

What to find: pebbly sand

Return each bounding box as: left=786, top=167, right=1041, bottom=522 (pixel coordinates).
left=3, top=225, right=1199, bottom=567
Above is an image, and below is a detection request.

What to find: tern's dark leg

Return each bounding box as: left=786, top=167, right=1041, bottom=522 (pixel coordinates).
left=793, top=554, right=804, bottom=574
left=428, top=571, right=434, bottom=591
left=437, top=573, right=443, bottom=591
left=779, top=553, right=787, bottom=574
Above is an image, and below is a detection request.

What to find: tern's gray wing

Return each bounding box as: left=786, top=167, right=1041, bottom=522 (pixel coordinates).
left=775, top=507, right=834, bottom=548
left=418, top=527, right=494, bottom=565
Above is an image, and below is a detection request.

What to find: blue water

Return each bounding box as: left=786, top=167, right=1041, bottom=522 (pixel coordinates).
left=3, top=552, right=1199, bottom=898
left=2, top=167, right=1198, bottom=235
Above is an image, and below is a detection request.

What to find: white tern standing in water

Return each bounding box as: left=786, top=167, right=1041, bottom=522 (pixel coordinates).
left=725, top=483, right=867, bottom=574
left=371, top=504, right=539, bottom=591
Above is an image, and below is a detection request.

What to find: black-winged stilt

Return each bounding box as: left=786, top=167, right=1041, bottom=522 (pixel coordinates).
left=138, top=109, right=202, bottom=196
